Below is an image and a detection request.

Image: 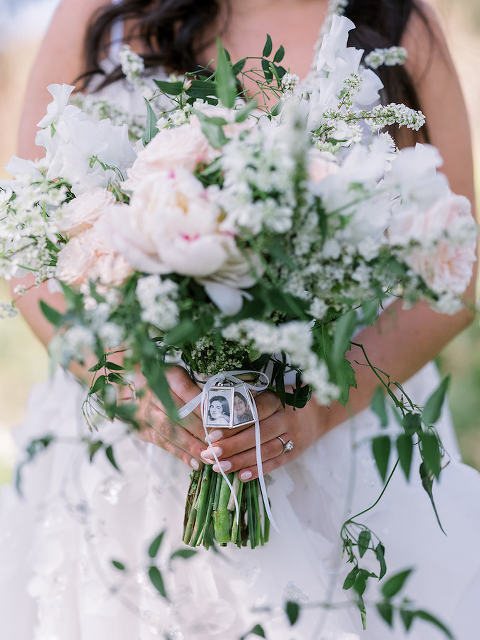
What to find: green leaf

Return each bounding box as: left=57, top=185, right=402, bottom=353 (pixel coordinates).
left=376, top=602, right=394, bottom=626
left=273, top=45, right=285, bottom=63
left=185, top=79, right=217, bottom=100
left=249, top=624, right=265, bottom=638
left=420, top=432, right=442, bottom=479
left=332, top=310, right=357, bottom=370
left=413, top=610, right=454, bottom=639
left=422, top=375, right=450, bottom=426
left=371, top=387, right=388, bottom=428
left=353, top=569, right=368, bottom=596
left=141, top=358, right=178, bottom=421
left=88, top=440, right=103, bottom=462
left=372, top=435, right=391, bottom=482
left=375, top=543, right=387, bottom=579
left=403, top=412, right=421, bottom=435
left=381, top=568, right=413, bottom=599
left=284, top=384, right=312, bottom=409
left=195, top=110, right=229, bottom=149
left=397, top=433, right=413, bottom=480
left=400, top=607, right=415, bottom=631
left=39, top=300, right=63, bottom=327
left=235, top=99, right=258, bottom=123
left=90, top=375, right=106, bottom=394
left=358, top=530, right=371, bottom=558
left=232, top=57, right=247, bottom=75
left=285, top=601, right=300, bottom=626
left=215, top=38, right=237, bottom=108
left=111, top=559, right=126, bottom=571
left=105, top=445, right=121, bottom=472
left=261, top=58, right=273, bottom=82
left=105, top=361, right=124, bottom=371
left=142, top=98, right=159, bottom=146
left=115, top=403, right=137, bottom=423
left=170, top=548, right=197, bottom=562
left=148, top=566, right=168, bottom=599
left=419, top=462, right=446, bottom=535
left=343, top=566, right=358, bottom=590
left=148, top=530, right=166, bottom=559
left=153, top=79, right=184, bottom=95
left=262, top=34, right=273, bottom=57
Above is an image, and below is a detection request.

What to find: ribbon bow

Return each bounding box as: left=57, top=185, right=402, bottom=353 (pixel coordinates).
left=178, top=370, right=278, bottom=531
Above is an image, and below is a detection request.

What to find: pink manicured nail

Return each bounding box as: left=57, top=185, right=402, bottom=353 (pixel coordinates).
left=208, top=430, right=223, bottom=443
left=190, top=458, right=200, bottom=470
left=213, top=460, right=232, bottom=472
left=240, top=471, right=252, bottom=481
left=200, top=446, right=222, bottom=460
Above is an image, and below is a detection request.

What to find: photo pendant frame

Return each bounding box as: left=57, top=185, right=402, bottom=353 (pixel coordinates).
left=204, top=382, right=256, bottom=429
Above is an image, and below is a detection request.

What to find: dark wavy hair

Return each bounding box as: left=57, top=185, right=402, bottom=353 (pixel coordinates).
left=80, top=0, right=433, bottom=140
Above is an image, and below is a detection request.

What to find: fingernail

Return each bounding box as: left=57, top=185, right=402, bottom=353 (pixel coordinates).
left=213, top=460, right=232, bottom=472
left=208, top=430, right=223, bottom=443
left=240, top=471, right=252, bottom=481
left=190, top=458, right=200, bottom=470
left=200, top=446, right=223, bottom=460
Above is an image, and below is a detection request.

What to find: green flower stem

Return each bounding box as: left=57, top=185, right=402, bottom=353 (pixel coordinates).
left=198, top=470, right=217, bottom=547
left=227, top=473, right=240, bottom=511
left=247, top=481, right=255, bottom=549
left=213, top=472, right=222, bottom=511
left=253, top=481, right=261, bottom=546
left=214, top=473, right=234, bottom=543
left=182, top=469, right=202, bottom=544
left=188, top=464, right=212, bottom=546
left=263, top=497, right=270, bottom=543
left=230, top=478, right=244, bottom=545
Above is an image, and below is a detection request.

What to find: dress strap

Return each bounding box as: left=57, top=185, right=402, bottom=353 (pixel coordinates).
left=109, top=0, right=124, bottom=63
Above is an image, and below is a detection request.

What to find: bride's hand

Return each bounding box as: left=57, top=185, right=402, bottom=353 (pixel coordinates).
left=198, top=391, right=337, bottom=481
left=124, top=366, right=209, bottom=470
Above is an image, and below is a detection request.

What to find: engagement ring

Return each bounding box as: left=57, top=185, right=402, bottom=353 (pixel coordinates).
left=277, top=436, right=294, bottom=454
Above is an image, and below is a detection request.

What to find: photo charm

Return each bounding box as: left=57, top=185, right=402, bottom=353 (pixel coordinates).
left=204, top=383, right=256, bottom=429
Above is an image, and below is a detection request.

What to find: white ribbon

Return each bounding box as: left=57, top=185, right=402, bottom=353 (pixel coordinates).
left=178, top=370, right=279, bottom=532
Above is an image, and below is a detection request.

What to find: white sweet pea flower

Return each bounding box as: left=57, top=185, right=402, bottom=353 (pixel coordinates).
left=315, top=15, right=356, bottom=73
left=37, top=84, right=75, bottom=128
left=4, top=156, right=43, bottom=182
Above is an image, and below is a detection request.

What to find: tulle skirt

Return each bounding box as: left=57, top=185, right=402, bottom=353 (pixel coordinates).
left=1, top=362, right=480, bottom=639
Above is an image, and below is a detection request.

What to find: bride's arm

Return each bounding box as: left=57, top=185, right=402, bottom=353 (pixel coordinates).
left=10, top=0, right=211, bottom=469
left=201, top=4, right=478, bottom=478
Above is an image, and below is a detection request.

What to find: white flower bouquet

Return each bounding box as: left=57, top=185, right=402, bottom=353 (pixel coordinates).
left=0, top=15, right=476, bottom=630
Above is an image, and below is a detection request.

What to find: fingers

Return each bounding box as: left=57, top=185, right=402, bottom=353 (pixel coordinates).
left=237, top=452, right=286, bottom=482
left=166, top=366, right=203, bottom=419
left=146, top=403, right=206, bottom=460
left=201, top=409, right=287, bottom=461
left=206, top=431, right=288, bottom=475
left=136, top=424, right=203, bottom=470
left=255, top=391, right=282, bottom=422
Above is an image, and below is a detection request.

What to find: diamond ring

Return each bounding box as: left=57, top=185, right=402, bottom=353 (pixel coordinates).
left=276, top=436, right=294, bottom=453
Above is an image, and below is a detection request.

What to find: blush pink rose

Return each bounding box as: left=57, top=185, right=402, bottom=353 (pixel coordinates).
left=408, top=239, right=475, bottom=296
left=56, top=188, right=116, bottom=237
left=124, top=117, right=218, bottom=190
left=56, top=224, right=132, bottom=287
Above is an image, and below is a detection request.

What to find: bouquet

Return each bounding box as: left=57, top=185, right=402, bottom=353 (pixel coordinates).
left=1, top=14, right=476, bottom=633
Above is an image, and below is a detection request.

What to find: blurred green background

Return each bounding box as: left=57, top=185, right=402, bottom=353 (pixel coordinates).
left=0, top=0, right=480, bottom=482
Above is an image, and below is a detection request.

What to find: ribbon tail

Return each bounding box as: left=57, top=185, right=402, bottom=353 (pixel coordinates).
left=252, top=401, right=279, bottom=532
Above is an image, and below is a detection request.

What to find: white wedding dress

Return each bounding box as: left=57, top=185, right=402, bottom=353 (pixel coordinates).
left=2, top=17, right=480, bottom=640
